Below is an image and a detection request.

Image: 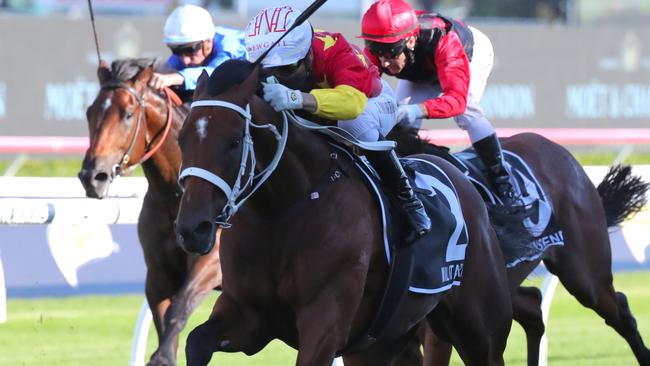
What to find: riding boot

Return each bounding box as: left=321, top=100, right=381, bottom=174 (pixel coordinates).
left=472, top=133, right=520, bottom=206
left=366, top=149, right=431, bottom=241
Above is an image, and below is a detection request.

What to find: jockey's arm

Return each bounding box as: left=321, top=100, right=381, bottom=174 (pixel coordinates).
left=422, top=32, right=470, bottom=119
left=149, top=72, right=184, bottom=90
left=306, top=85, right=368, bottom=120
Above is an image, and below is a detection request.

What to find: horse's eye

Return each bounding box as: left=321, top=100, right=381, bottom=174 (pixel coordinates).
left=126, top=111, right=135, bottom=120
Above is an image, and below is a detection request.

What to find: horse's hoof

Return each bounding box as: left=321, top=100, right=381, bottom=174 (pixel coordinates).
left=147, top=353, right=176, bottom=366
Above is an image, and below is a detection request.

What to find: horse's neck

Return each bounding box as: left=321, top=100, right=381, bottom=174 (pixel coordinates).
left=250, top=120, right=332, bottom=209
left=141, top=94, right=186, bottom=196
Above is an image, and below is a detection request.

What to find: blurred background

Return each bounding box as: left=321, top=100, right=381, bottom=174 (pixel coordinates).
left=0, top=0, right=649, bottom=365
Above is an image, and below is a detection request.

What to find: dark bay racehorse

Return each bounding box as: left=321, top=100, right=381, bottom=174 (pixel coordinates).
left=391, top=128, right=650, bottom=365
left=174, top=59, right=513, bottom=365
left=78, top=58, right=222, bottom=366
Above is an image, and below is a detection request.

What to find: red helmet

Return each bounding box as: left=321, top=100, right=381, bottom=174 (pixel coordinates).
left=359, top=0, right=419, bottom=44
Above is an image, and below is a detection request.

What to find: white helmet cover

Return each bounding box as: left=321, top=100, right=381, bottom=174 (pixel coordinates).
left=164, top=5, right=215, bottom=45
left=245, top=5, right=313, bottom=67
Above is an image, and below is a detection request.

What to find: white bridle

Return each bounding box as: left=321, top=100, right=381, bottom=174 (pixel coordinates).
left=178, top=99, right=288, bottom=227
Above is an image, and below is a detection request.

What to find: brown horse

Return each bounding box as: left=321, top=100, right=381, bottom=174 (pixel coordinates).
left=78, top=58, right=222, bottom=366
left=174, top=59, right=513, bottom=365
left=391, top=128, right=650, bottom=365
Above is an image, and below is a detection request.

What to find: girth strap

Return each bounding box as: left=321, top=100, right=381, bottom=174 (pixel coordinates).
left=336, top=241, right=415, bottom=356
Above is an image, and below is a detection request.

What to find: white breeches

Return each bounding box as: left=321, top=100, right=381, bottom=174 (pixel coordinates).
left=337, top=79, right=398, bottom=142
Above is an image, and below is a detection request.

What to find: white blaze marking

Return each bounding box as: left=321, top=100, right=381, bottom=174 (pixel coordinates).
left=196, top=118, right=208, bottom=141
left=102, top=98, right=111, bottom=112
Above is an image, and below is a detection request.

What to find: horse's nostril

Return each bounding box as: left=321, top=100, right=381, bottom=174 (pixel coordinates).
left=94, top=172, right=109, bottom=182
left=196, top=221, right=214, bottom=238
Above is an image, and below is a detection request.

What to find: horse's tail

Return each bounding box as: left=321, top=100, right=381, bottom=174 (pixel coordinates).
left=596, top=164, right=649, bottom=227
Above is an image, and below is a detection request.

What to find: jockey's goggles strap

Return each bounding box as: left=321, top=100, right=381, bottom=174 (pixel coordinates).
left=191, top=100, right=252, bottom=120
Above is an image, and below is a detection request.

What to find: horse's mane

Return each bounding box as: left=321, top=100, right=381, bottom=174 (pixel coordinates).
left=386, top=125, right=451, bottom=157
left=109, top=57, right=173, bottom=82
left=206, top=59, right=258, bottom=96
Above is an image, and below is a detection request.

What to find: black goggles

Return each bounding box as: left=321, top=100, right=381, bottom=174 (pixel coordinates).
left=169, top=41, right=203, bottom=56
left=366, top=40, right=407, bottom=60
left=265, top=58, right=304, bottom=75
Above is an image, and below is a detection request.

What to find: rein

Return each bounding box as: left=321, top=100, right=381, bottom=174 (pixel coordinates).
left=178, top=100, right=288, bottom=227
left=100, top=81, right=179, bottom=176
left=176, top=86, right=394, bottom=227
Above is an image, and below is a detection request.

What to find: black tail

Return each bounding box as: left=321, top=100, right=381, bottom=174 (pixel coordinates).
left=597, top=164, right=649, bottom=227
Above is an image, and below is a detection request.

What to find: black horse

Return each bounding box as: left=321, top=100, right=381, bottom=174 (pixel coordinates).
left=390, top=126, right=650, bottom=365
left=174, top=59, right=513, bottom=365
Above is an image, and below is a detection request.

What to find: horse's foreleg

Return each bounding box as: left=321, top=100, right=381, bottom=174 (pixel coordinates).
left=512, top=286, right=544, bottom=366
left=150, top=250, right=221, bottom=366
left=144, top=268, right=175, bottom=365
left=343, top=325, right=424, bottom=366
left=185, top=293, right=271, bottom=366
left=294, top=294, right=349, bottom=366
left=421, top=323, right=453, bottom=366
left=293, top=263, right=374, bottom=366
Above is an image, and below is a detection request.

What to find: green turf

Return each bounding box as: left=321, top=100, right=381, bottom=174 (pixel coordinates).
left=0, top=158, right=144, bottom=177
left=4, top=271, right=650, bottom=365
left=1, top=152, right=649, bottom=177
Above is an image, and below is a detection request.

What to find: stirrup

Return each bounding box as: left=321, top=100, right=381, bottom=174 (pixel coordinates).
left=496, top=184, right=524, bottom=208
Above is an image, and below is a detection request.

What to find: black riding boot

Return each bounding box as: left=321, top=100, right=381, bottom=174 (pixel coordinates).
left=473, top=133, right=520, bottom=206
left=367, top=149, right=431, bottom=241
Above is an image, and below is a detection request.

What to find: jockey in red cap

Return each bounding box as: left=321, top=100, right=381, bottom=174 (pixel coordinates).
left=360, top=0, right=519, bottom=207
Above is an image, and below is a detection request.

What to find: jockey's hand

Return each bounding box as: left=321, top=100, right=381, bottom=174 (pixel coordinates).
left=262, top=82, right=304, bottom=111
left=149, top=72, right=183, bottom=90
left=396, top=104, right=425, bottom=127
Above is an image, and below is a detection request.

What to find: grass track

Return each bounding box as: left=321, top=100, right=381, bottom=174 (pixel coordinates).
left=1, top=152, right=650, bottom=177
left=3, top=271, right=650, bottom=365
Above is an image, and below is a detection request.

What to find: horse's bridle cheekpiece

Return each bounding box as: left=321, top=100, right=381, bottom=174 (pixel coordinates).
left=100, top=81, right=177, bottom=178
left=101, top=81, right=146, bottom=176
left=179, top=99, right=288, bottom=228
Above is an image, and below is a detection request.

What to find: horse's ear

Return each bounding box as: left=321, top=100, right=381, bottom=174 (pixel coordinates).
left=194, top=70, right=209, bottom=99
left=239, top=65, right=260, bottom=96
left=97, top=60, right=111, bottom=85
left=135, top=67, right=154, bottom=89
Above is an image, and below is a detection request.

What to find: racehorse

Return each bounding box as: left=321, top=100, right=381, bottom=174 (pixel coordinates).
left=78, top=58, right=222, bottom=366
left=174, top=59, right=513, bottom=365
left=390, top=128, right=650, bottom=365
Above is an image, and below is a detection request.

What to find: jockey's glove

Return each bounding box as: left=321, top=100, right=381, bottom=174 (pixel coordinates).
left=396, top=104, right=425, bottom=127
left=262, top=82, right=304, bottom=111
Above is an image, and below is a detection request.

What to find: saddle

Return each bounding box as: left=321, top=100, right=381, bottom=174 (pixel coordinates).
left=332, top=142, right=467, bottom=355
left=391, top=133, right=565, bottom=267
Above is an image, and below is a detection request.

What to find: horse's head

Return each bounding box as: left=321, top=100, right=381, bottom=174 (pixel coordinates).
left=175, top=59, right=274, bottom=254
left=78, top=58, right=181, bottom=198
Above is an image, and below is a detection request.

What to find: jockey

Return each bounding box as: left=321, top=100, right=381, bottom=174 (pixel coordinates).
left=360, top=0, right=519, bottom=207
left=149, top=4, right=247, bottom=101
left=245, top=5, right=431, bottom=240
